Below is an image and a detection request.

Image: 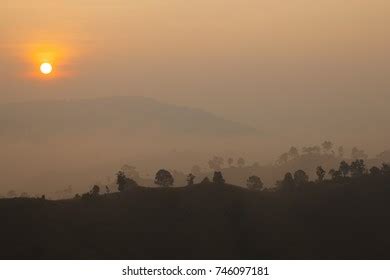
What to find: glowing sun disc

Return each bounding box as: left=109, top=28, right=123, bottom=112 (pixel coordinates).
left=40, top=63, right=53, bottom=75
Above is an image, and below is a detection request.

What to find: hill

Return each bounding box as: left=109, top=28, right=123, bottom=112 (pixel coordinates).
left=0, top=96, right=255, bottom=141
left=0, top=96, right=258, bottom=194
left=1, top=181, right=390, bottom=259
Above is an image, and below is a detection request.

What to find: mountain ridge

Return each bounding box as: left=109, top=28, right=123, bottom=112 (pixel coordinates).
left=0, top=95, right=257, bottom=140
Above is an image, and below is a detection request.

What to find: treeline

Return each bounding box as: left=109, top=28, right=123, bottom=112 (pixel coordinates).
left=78, top=168, right=265, bottom=199
left=61, top=141, right=390, bottom=198
left=277, top=160, right=390, bottom=191
left=3, top=141, right=389, bottom=199
left=78, top=158, right=390, bottom=200
left=276, top=141, right=371, bottom=165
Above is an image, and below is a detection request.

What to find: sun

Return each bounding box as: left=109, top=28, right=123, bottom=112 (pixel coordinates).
left=40, top=62, right=53, bottom=75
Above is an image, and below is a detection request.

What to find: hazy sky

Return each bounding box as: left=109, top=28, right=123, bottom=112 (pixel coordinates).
left=1, top=0, right=390, bottom=148
left=2, top=0, right=390, bottom=194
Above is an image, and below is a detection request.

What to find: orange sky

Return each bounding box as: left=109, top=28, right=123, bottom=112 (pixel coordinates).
left=1, top=0, right=390, bottom=148
left=2, top=1, right=389, bottom=78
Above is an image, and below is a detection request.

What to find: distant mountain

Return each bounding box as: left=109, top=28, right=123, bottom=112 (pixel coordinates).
left=0, top=96, right=256, bottom=140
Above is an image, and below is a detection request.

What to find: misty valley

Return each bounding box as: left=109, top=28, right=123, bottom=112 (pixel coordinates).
left=1, top=97, right=390, bottom=259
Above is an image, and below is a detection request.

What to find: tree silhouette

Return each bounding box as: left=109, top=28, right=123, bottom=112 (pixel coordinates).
left=294, top=170, right=309, bottom=186
left=213, top=171, right=225, bottom=184
left=227, top=158, right=234, bottom=167
left=155, top=169, right=174, bottom=187
left=116, top=171, right=138, bottom=192
left=369, top=166, right=381, bottom=176
left=278, top=172, right=295, bottom=191
left=91, top=185, right=100, bottom=196
left=246, top=175, right=264, bottom=190
left=208, top=156, right=224, bottom=171
left=81, top=192, right=91, bottom=200
left=116, top=171, right=128, bottom=187
left=186, top=173, right=195, bottom=186
left=350, top=159, right=366, bottom=177
left=339, top=161, right=350, bottom=177
left=201, top=177, right=211, bottom=184
left=329, top=169, right=342, bottom=181
left=382, top=163, right=390, bottom=174
left=316, top=166, right=326, bottom=182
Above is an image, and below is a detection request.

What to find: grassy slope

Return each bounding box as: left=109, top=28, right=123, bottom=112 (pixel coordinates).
left=1, top=182, right=390, bottom=259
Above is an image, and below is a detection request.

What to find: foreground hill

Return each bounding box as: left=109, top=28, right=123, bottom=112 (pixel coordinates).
left=1, top=182, right=390, bottom=259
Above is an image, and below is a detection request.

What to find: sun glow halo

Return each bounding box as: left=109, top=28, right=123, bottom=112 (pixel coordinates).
left=40, top=62, right=53, bottom=75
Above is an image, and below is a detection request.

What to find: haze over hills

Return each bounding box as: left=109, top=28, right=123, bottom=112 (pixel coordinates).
left=0, top=96, right=260, bottom=195
left=0, top=96, right=256, bottom=140
left=1, top=96, right=389, bottom=198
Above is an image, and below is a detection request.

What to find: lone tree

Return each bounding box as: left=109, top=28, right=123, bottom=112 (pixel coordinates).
left=294, top=170, right=309, bottom=186
left=316, top=166, right=326, bottom=182
left=246, top=175, right=264, bottom=191
left=213, top=171, right=225, bottom=184
left=91, top=185, right=100, bottom=196
left=116, top=171, right=138, bottom=192
left=186, top=173, right=195, bottom=186
left=155, top=169, right=174, bottom=187
left=227, top=157, right=234, bottom=167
